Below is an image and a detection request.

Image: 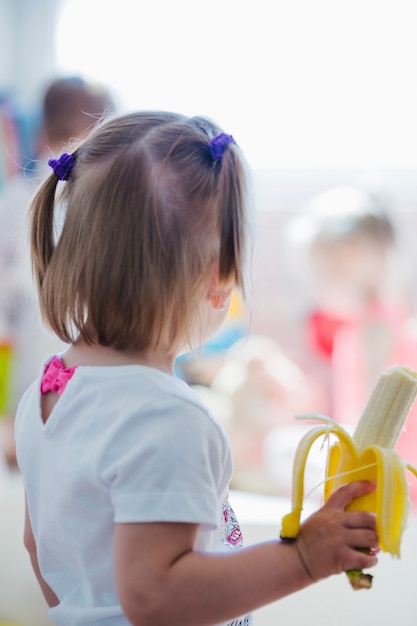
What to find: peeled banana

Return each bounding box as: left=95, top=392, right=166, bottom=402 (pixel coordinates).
left=280, top=365, right=417, bottom=589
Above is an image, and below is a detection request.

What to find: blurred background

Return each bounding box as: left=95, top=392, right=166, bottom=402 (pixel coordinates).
left=1, top=0, right=417, bottom=624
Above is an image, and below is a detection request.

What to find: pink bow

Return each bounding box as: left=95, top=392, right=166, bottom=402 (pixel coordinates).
left=40, top=356, right=76, bottom=396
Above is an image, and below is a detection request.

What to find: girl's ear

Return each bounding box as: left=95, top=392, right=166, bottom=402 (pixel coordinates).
left=208, top=280, right=234, bottom=311
left=210, top=288, right=233, bottom=311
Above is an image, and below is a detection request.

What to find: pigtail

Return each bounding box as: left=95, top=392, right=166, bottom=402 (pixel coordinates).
left=30, top=173, right=60, bottom=293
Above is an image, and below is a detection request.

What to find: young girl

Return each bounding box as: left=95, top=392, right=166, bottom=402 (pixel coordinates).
left=14, top=111, right=378, bottom=626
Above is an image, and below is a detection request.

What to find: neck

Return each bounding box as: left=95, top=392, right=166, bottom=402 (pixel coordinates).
left=62, top=337, right=175, bottom=375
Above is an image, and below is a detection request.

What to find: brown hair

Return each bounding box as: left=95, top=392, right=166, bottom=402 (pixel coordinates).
left=30, top=111, right=252, bottom=352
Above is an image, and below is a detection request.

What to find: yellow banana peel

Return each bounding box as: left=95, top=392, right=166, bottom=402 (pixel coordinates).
left=280, top=365, right=417, bottom=589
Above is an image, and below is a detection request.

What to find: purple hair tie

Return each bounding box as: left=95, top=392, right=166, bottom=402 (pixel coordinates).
left=48, top=153, right=75, bottom=181
left=208, top=133, right=236, bottom=161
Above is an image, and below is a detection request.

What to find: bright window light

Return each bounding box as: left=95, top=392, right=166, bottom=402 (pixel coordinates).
left=56, top=0, right=417, bottom=169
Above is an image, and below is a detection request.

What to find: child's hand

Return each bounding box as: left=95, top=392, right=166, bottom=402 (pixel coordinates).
left=294, top=481, right=379, bottom=581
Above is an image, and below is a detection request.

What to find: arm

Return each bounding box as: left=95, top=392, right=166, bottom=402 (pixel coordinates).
left=23, top=496, right=59, bottom=608
left=115, top=481, right=378, bottom=626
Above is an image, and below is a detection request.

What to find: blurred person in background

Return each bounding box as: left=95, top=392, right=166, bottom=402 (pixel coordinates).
left=288, top=185, right=417, bottom=501
left=35, top=76, right=115, bottom=170
left=0, top=76, right=115, bottom=464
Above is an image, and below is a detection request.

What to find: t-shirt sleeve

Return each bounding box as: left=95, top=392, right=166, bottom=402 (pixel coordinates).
left=99, top=394, right=231, bottom=529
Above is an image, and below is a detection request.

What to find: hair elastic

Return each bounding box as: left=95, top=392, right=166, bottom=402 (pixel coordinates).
left=48, top=153, right=75, bottom=181
left=208, top=133, right=236, bottom=161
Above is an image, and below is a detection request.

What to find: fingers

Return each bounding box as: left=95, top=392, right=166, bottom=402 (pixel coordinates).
left=345, top=546, right=378, bottom=573
left=344, top=510, right=377, bottom=532
left=295, top=483, right=380, bottom=580
left=345, top=526, right=379, bottom=552
left=295, top=522, right=379, bottom=581
left=324, top=480, right=377, bottom=510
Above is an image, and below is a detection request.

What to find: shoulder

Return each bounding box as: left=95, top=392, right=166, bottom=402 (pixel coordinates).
left=58, top=365, right=230, bottom=457
left=114, top=370, right=229, bottom=447
left=96, top=370, right=233, bottom=524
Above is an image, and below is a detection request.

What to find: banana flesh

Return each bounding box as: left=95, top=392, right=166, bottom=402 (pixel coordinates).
left=353, top=366, right=417, bottom=452
left=280, top=365, right=417, bottom=588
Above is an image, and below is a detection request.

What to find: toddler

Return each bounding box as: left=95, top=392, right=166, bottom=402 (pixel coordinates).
left=15, top=112, right=378, bottom=625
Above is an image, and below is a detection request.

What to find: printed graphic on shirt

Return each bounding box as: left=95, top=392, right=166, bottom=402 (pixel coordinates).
left=222, top=499, right=243, bottom=549
left=227, top=613, right=254, bottom=625
left=223, top=498, right=253, bottom=625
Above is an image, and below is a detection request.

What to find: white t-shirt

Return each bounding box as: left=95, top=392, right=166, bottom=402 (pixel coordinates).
left=15, top=358, right=253, bottom=625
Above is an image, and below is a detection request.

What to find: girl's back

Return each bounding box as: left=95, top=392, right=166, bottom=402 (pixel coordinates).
left=16, top=359, right=234, bottom=623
